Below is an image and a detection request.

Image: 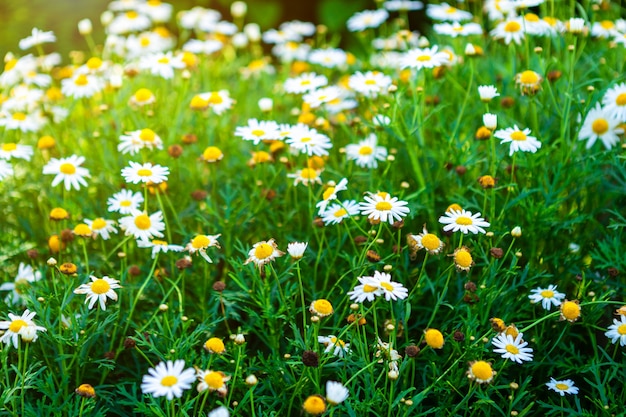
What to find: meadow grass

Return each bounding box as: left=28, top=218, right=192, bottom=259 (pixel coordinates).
left=0, top=1, right=625, bottom=416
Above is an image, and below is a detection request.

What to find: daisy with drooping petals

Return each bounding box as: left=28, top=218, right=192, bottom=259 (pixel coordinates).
left=401, top=46, right=450, bottom=70
left=119, top=211, right=165, bottom=241
left=604, top=315, right=626, bottom=346
left=141, top=360, right=196, bottom=400
left=407, top=225, right=444, bottom=255
left=478, top=85, right=499, bottom=102
left=602, top=82, right=626, bottom=121
left=186, top=234, right=221, bottom=263
left=528, top=284, right=565, bottom=310
left=137, top=239, right=185, bottom=259
left=326, top=381, right=349, bottom=405
left=234, top=119, right=280, bottom=145
left=316, top=178, right=348, bottom=214
left=494, top=125, right=542, bottom=156
left=287, top=242, right=308, bottom=259
left=546, top=378, right=579, bottom=396
left=318, top=335, right=351, bottom=357
left=0, top=309, right=47, bottom=348
left=0, top=143, right=33, bottom=161
left=121, top=161, right=170, bottom=184
left=345, top=134, right=388, bottom=169
left=439, top=209, right=490, bottom=234
left=84, top=218, right=118, bottom=240
left=118, top=128, right=164, bottom=155
left=0, top=263, right=42, bottom=305
left=491, top=332, right=534, bottom=364
left=42, top=155, right=90, bottom=191
left=73, top=276, right=121, bottom=310
left=515, top=70, right=542, bottom=95
left=322, top=200, right=360, bottom=225
left=577, top=103, right=623, bottom=150
left=346, top=9, right=389, bottom=32
left=107, top=189, right=144, bottom=214
left=359, top=192, right=410, bottom=225
left=19, top=28, right=56, bottom=50
left=196, top=369, right=230, bottom=395
left=244, top=239, right=285, bottom=269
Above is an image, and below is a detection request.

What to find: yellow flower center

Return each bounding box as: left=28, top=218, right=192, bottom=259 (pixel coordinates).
left=380, top=281, right=394, bottom=292
left=303, top=395, right=326, bottom=414
left=300, top=168, right=317, bottom=180
left=511, top=131, right=527, bottom=141
left=126, top=11, right=139, bottom=19
left=447, top=203, right=462, bottom=213
left=140, top=37, right=151, bottom=47
left=203, top=146, right=223, bottom=161
left=322, top=187, right=336, bottom=201
left=504, top=21, right=521, bottom=32
left=363, top=284, right=378, bottom=293
left=333, top=208, right=347, bottom=218
left=251, top=129, right=265, bottom=137
left=5, top=59, right=17, bottom=71
left=364, top=79, right=377, bottom=85
left=456, top=216, right=473, bottom=225
left=160, top=375, right=177, bottom=387
left=134, top=214, right=151, bottom=230
left=540, top=290, right=554, bottom=298
left=38, top=135, right=56, bottom=149
left=204, top=372, right=224, bottom=389
left=561, top=301, right=580, bottom=320
left=50, top=207, right=69, bottom=219
left=425, top=329, right=444, bottom=348
left=519, top=71, right=539, bottom=85
left=592, top=119, right=609, bottom=135
left=616, top=93, right=626, bottom=106
left=148, top=0, right=161, bottom=6
left=375, top=201, right=392, bottom=211
left=86, top=57, right=102, bottom=70
left=471, top=361, right=493, bottom=380
left=300, top=79, right=311, bottom=86
left=617, top=324, right=626, bottom=335
left=91, top=278, right=111, bottom=294
left=329, top=336, right=345, bottom=347
left=137, top=168, right=153, bottom=177
left=416, top=54, right=431, bottom=62
left=192, top=235, right=210, bottom=249
left=446, top=6, right=457, bottom=13
left=524, top=13, right=539, bottom=22
left=253, top=151, right=271, bottom=163
left=153, top=239, right=167, bottom=245
left=134, top=88, right=153, bottom=102
left=9, top=319, right=27, bottom=333
left=120, top=200, right=131, bottom=207
left=207, top=92, right=223, bottom=105
left=74, top=74, right=89, bottom=86
left=254, top=243, right=274, bottom=259
left=74, top=223, right=92, bottom=236
left=422, top=234, right=441, bottom=251
left=312, top=299, right=333, bottom=315
left=91, top=218, right=107, bottom=230
left=12, top=112, right=26, bottom=121
left=190, top=95, right=209, bottom=109
left=60, top=163, right=76, bottom=174
left=455, top=250, right=473, bottom=268
left=555, top=383, right=569, bottom=391
left=139, top=128, right=156, bottom=142
left=157, top=57, right=170, bottom=64
left=2, top=143, right=17, bottom=151
left=359, top=145, right=373, bottom=155
left=205, top=337, right=225, bottom=353
left=505, top=344, right=520, bottom=354
left=600, top=20, right=614, bottom=29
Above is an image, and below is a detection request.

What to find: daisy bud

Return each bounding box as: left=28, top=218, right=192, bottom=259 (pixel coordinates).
left=159, top=304, right=168, bottom=312
left=232, top=33, right=248, bottom=48
left=258, top=97, right=273, bottom=112
left=244, top=23, right=261, bottom=42
left=483, top=113, right=497, bottom=130
left=246, top=374, right=258, bottom=386
left=78, top=19, right=93, bottom=36
left=231, top=1, right=247, bottom=18
left=388, top=369, right=399, bottom=380
left=75, top=383, right=96, bottom=398
left=234, top=334, right=246, bottom=345
left=100, top=10, right=114, bottom=27
left=47, top=257, right=57, bottom=266
left=417, top=36, right=429, bottom=47
left=511, top=226, right=522, bottom=237
left=20, top=325, right=38, bottom=343
left=464, top=43, right=477, bottom=56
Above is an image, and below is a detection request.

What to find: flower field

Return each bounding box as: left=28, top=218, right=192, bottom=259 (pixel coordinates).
left=1, top=0, right=625, bottom=416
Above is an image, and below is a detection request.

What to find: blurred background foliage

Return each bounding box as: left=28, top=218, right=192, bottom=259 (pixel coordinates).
left=0, top=0, right=404, bottom=59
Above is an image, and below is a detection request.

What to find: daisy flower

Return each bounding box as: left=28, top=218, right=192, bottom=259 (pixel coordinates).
left=61, top=73, right=103, bottom=99
left=138, top=52, right=185, bottom=79
left=287, top=167, right=322, bottom=186
left=384, top=1, right=424, bottom=11
left=478, top=85, right=499, bottom=102
left=190, top=91, right=234, bottom=115
left=426, top=3, right=473, bottom=21
left=287, top=241, right=308, bottom=259
left=283, top=72, right=328, bottom=94
left=578, top=103, right=623, bottom=150
left=559, top=299, right=581, bottom=322
left=467, top=360, right=495, bottom=384
left=528, top=284, right=565, bottom=310
left=208, top=407, right=230, bottom=417
left=108, top=11, right=152, bottom=34
left=19, top=28, right=56, bottom=50
left=439, top=209, right=490, bottom=234
left=129, top=87, right=156, bottom=107
left=490, top=18, right=526, bottom=45
left=453, top=246, right=474, bottom=272
left=407, top=225, right=444, bottom=255
left=0, top=309, right=47, bottom=348
left=234, top=119, right=280, bottom=145
left=348, top=274, right=384, bottom=303
left=310, top=299, right=334, bottom=317
left=592, top=20, right=618, bottom=39
left=316, top=178, right=349, bottom=215
left=491, top=332, right=533, bottom=364
left=302, top=86, right=342, bottom=109
left=348, top=71, right=392, bottom=98
left=604, top=315, right=626, bottom=346
left=84, top=217, right=118, bottom=240
left=308, top=48, right=347, bottom=68
left=318, top=335, right=351, bottom=357
left=0, top=263, right=42, bottom=305
left=515, top=70, right=543, bottom=95
left=494, top=125, right=542, bottom=156
left=602, top=82, right=626, bottom=121
left=0, top=111, right=46, bottom=132
left=119, top=211, right=165, bottom=241
left=141, top=360, right=196, bottom=400
left=186, top=234, right=221, bottom=263
left=345, top=134, right=388, bottom=169
left=546, top=378, right=579, bottom=396
left=121, top=161, right=170, bottom=184
left=0, top=160, right=13, bottom=181
left=285, top=124, right=333, bottom=157
left=372, top=271, right=408, bottom=301
left=326, top=381, right=349, bottom=405
left=73, top=276, right=121, bottom=311
left=107, top=189, right=144, bottom=214
left=42, top=155, right=90, bottom=191
left=196, top=369, right=230, bottom=395
left=118, top=128, right=164, bottom=155
left=433, top=22, right=483, bottom=37
left=359, top=192, right=410, bottom=225
left=346, top=9, right=389, bottom=32
left=137, top=239, right=185, bottom=259
left=244, top=239, right=285, bottom=269
left=401, top=46, right=450, bottom=70
left=0, top=143, right=33, bottom=161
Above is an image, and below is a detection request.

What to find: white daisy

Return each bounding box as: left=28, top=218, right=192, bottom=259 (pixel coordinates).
left=316, top=178, right=348, bottom=214
left=186, top=234, right=221, bottom=263
left=208, top=407, right=230, bottom=417
left=118, top=128, right=163, bottom=155
left=592, top=20, right=618, bottom=39
left=346, top=9, right=389, bottom=32
left=604, top=315, right=626, bottom=346
left=302, top=86, right=342, bottom=109
left=400, top=46, right=450, bottom=70
left=73, top=276, right=121, bottom=311
left=108, top=11, right=152, bottom=35
left=193, top=90, right=234, bottom=115
left=602, top=82, right=626, bottom=121
left=0, top=143, right=33, bottom=161
left=438, top=209, right=490, bottom=234
left=490, top=18, right=526, bottom=45
left=42, top=155, right=90, bottom=191
left=348, top=275, right=383, bottom=303
left=326, top=381, right=349, bottom=405
left=494, top=125, right=542, bottom=156
left=121, top=161, right=170, bottom=184
left=373, top=271, right=408, bottom=301
left=287, top=167, right=322, bottom=186
left=322, top=200, right=360, bottom=225
left=234, top=119, right=280, bottom=145
left=383, top=1, right=424, bottom=11
left=287, top=242, right=308, bottom=259
left=433, top=22, right=483, bottom=37
left=119, top=211, right=165, bottom=241
left=308, top=48, right=347, bottom=68
left=138, top=52, right=185, bottom=79
left=478, top=85, right=499, bottom=102
left=0, top=263, right=42, bottom=305
left=285, top=124, right=333, bottom=156
left=345, top=133, right=388, bottom=169
left=283, top=72, right=328, bottom=94
left=528, top=284, right=566, bottom=310
left=0, top=309, right=47, bottom=348
left=546, top=378, right=579, bottom=396
left=491, top=332, right=534, bottom=364
left=578, top=103, right=624, bottom=150
left=196, top=369, right=230, bottom=395
left=348, top=71, right=392, bottom=97
left=318, top=335, right=351, bottom=357
left=84, top=218, right=118, bottom=240
left=61, top=73, right=103, bottom=99
left=426, top=3, right=473, bottom=21
left=244, top=238, right=285, bottom=269
left=137, top=239, right=185, bottom=259
left=0, top=111, right=46, bottom=132
left=359, top=192, right=410, bottom=225
left=141, top=360, right=196, bottom=400
left=107, top=189, right=144, bottom=214
left=19, top=28, right=56, bottom=50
